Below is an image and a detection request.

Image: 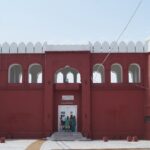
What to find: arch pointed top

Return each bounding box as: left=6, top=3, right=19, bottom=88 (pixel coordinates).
left=28, top=63, right=42, bottom=83
left=128, top=63, right=141, bottom=83
left=111, top=63, right=123, bottom=83
left=8, top=64, right=23, bottom=83
left=54, top=66, right=81, bottom=83
left=93, top=64, right=105, bottom=83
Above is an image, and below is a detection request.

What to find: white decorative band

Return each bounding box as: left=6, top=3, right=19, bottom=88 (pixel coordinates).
left=0, top=41, right=149, bottom=53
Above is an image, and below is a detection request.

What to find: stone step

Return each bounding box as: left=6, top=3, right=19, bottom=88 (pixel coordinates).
left=47, top=132, right=90, bottom=141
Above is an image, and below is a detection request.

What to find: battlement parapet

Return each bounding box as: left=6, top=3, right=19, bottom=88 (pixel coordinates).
left=0, top=41, right=149, bottom=53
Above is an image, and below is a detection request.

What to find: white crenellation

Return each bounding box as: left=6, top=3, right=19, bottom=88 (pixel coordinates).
left=43, top=42, right=48, bottom=52
left=93, top=41, right=101, bottom=52
left=35, top=42, right=43, bottom=53
left=110, top=41, right=118, bottom=52
left=119, top=41, right=127, bottom=52
left=128, top=41, right=135, bottom=52
left=10, top=42, right=18, bottom=53
left=26, top=42, right=34, bottom=53
left=2, top=42, right=10, bottom=53
left=18, top=42, right=26, bottom=53
left=136, top=41, right=144, bottom=52
left=0, top=41, right=149, bottom=53
left=102, top=41, right=109, bottom=52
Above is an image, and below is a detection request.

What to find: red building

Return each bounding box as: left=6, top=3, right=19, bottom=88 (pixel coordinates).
left=0, top=41, right=150, bottom=139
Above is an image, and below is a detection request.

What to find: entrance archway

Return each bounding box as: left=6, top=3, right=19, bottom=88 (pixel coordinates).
left=54, top=66, right=81, bottom=83
left=53, top=65, right=81, bottom=133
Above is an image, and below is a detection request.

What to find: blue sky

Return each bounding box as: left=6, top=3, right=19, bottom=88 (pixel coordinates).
left=0, top=0, right=149, bottom=44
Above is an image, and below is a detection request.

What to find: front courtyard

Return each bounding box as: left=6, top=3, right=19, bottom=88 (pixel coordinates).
left=1, top=139, right=150, bottom=150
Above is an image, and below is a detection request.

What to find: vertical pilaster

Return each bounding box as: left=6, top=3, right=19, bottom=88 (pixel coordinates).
left=81, top=53, right=91, bottom=138
left=43, top=53, right=54, bottom=136
left=145, top=53, right=150, bottom=139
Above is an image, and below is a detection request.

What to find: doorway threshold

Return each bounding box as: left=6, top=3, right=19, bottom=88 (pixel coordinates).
left=47, top=132, right=90, bottom=141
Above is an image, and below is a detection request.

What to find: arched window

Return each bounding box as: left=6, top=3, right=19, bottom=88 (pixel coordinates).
left=8, top=64, right=23, bottom=83
left=66, top=72, right=74, bottom=83
left=28, top=64, right=42, bottom=83
left=37, top=72, right=42, bottom=83
left=111, top=63, right=122, bottom=83
left=93, top=64, right=104, bottom=83
left=56, top=72, right=64, bottom=83
left=77, top=73, right=81, bottom=83
left=128, top=64, right=141, bottom=83
left=54, top=66, right=81, bottom=83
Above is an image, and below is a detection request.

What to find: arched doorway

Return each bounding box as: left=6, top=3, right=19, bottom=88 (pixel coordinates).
left=54, top=66, right=81, bottom=132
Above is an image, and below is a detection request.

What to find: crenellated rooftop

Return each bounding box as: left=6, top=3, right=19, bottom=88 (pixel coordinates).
left=0, top=41, right=149, bottom=53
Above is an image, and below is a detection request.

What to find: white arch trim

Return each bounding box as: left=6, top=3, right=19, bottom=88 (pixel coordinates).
left=93, top=64, right=105, bottom=83
left=56, top=72, right=64, bottom=83
left=66, top=72, right=74, bottom=83
left=111, top=63, right=123, bottom=83
left=128, top=63, right=141, bottom=83
left=8, top=63, right=23, bottom=83
left=54, top=66, right=81, bottom=83
left=28, top=63, right=43, bottom=83
left=28, top=63, right=42, bottom=71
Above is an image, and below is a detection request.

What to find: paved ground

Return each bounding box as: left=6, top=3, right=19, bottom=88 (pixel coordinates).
left=26, top=140, right=45, bottom=150
left=0, top=139, right=35, bottom=150
left=0, top=139, right=150, bottom=150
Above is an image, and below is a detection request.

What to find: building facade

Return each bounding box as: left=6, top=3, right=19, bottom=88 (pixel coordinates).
left=0, top=41, right=150, bottom=139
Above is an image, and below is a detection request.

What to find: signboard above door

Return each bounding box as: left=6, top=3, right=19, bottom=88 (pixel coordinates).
left=62, top=95, right=74, bottom=101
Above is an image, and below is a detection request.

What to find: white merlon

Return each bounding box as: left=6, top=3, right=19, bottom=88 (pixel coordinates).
left=0, top=41, right=149, bottom=53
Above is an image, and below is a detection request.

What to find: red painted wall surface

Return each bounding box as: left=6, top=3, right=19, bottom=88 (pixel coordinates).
left=92, top=89, right=144, bottom=139
left=0, top=52, right=149, bottom=139
left=91, top=53, right=147, bottom=139
left=145, top=54, right=150, bottom=139
left=0, top=90, right=44, bottom=138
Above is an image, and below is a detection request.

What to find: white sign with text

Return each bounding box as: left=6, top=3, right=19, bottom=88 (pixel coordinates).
left=62, top=95, right=74, bottom=101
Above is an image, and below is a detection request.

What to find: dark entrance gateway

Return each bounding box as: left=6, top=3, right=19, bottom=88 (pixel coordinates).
left=58, top=105, right=77, bottom=132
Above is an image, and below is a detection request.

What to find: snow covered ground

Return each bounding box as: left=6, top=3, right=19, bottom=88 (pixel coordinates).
left=0, top=139, right=150, bottom=150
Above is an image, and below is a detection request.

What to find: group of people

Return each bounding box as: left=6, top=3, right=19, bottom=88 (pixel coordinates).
left=60, top=114, right=76, bottom=132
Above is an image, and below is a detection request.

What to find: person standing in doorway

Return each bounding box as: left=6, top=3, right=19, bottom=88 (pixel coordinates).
left=69, top=114, right=73, bottom=132
left=65, top=116, right=70, bottom=132
left=72, top=116, right=76, bottom=132
left=61, top=115, right=65, bottom=131
left=60, top=115, right=63, bottom=131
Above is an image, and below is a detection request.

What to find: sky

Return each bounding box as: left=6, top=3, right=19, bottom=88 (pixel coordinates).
left=0, top=0, right=149, bottom=44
